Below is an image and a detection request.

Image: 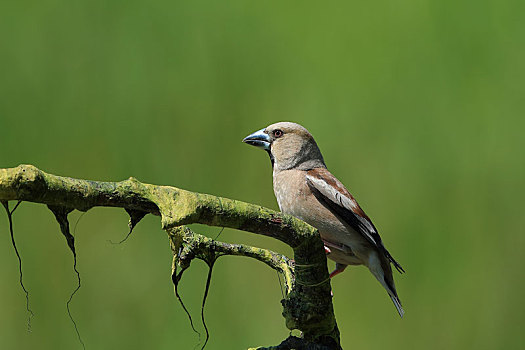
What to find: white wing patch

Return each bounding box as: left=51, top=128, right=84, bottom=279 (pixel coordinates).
left=306, top=173, right=379, bottom=245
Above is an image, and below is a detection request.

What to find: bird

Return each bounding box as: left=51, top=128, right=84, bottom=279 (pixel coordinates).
left=242, top=121, right=405, bottom=317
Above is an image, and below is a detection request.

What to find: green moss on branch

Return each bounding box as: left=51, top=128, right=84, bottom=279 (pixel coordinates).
left=0, top=164, right=340, bottom=349
left=168, top=226, right=294, bottom=293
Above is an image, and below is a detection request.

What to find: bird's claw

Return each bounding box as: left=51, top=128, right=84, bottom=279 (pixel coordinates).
left=329, top=263, right=347, bottom=278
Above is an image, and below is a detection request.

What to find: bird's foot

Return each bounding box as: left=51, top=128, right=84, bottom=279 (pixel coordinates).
left=329, top=263, right=347, bottom=278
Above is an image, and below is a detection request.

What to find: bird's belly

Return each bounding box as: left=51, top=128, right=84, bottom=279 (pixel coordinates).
left=282, top=198, right=366, bottom=248
left=309, top=219, right=367, bottom=266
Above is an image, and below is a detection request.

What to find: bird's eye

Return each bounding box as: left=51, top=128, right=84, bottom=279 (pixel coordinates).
left=273, top=129, right=283, bottom=138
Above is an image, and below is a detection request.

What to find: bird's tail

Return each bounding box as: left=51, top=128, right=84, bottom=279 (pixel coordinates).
left=368, top=252, right=404, bottom=318
left=389, top=293, right=404, bottom=318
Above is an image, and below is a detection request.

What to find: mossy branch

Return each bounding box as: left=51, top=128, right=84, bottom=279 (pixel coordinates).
left=168, top=226, right=295, bottom=293
left=0, top=164, right=340, bottom=349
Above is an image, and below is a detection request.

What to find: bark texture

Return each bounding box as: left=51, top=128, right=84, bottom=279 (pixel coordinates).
left=0, top=164, right=341, bottom=349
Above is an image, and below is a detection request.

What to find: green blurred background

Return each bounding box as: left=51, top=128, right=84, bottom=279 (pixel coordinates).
left=1, top=0, right=523, bottom=349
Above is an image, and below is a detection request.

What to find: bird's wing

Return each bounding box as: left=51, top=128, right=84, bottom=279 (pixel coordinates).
left=306, top=168, right=404, bottom=273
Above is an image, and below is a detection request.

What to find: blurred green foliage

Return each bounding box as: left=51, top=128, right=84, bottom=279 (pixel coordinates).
left=0, top=0, right=523, bottom=349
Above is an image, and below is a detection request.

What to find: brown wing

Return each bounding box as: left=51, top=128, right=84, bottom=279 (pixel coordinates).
left=306, top=168, right=404, bottom=273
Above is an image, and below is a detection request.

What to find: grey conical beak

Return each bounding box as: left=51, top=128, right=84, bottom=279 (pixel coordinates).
left=242, top=128, right=271, bottom=150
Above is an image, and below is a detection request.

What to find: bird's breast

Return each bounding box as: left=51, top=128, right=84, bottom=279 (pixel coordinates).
left=273, top=169, right=311, bottom=217
left=273, top=170, right=352, bottom=239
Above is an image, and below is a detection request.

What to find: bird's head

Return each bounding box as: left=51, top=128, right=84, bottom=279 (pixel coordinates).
left=243, top=122, right=326, bottom=171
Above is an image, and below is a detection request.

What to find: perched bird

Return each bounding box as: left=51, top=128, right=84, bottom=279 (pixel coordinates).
left=243, top=122, right=405, bottom=317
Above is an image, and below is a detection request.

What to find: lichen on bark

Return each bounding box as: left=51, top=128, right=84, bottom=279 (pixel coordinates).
left=0, top=164, right=341, bottom=349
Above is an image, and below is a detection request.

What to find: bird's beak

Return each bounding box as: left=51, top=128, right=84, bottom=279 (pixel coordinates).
left=242, top=128, right=271, bottom=150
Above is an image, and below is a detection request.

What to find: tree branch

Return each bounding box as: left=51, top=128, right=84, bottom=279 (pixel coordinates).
left=0, top=164, right=340, bottom=349
left=168, top=226, right=295, bottom=293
